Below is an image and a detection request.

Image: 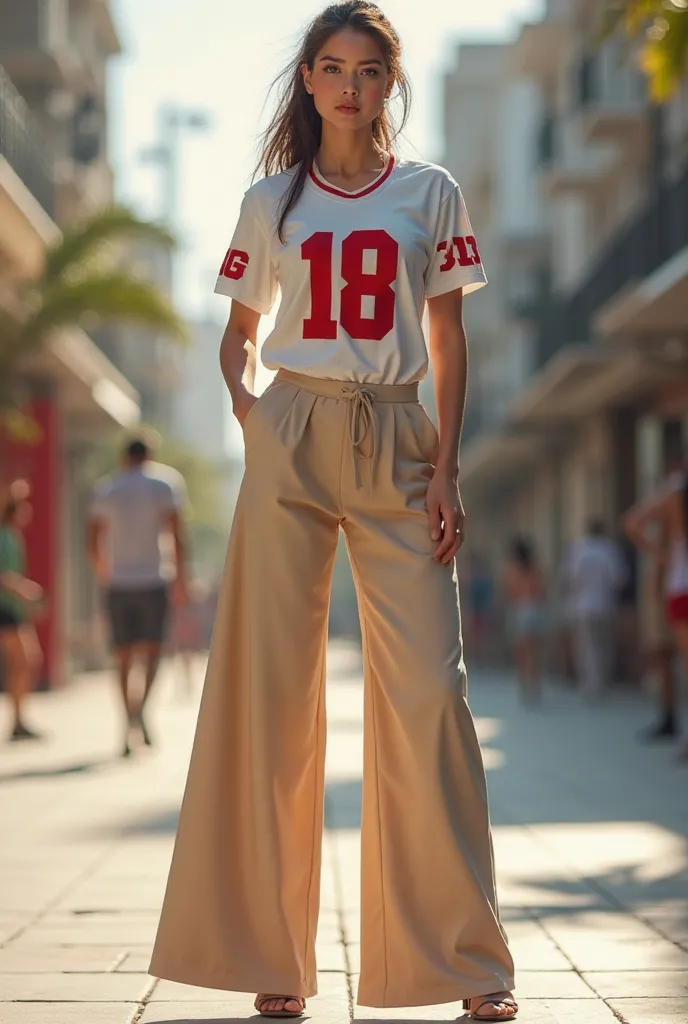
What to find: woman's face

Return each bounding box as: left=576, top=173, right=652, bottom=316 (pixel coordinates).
left=302, top=28, right=392, bottom=134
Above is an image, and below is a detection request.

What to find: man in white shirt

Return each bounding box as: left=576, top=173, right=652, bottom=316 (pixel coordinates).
left=560, top=519, right=627, bottom=700
left=88, top=438, right=189, bottom=756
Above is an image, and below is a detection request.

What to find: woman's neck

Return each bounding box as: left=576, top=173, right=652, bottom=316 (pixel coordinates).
left=316, top=125, right=385, bottom=178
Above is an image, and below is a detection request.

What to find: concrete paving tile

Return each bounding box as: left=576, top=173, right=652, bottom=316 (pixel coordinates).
left=141, top=1004, right=258, bottom=1023
left=0, top=972, right=154, bottom=1001
left=607, top=999, right=688, bottom=1023
left=583, top=971, right=688, bottom=998
left=116, top=952, right=153, bottom=973
left=141, top=998, right=350, bottom=1024
left=0, top=946, right=128, bottom=973
left=355, top=1001, right=619, bottom=1024
left=539, top=911, right=661, bottom=941
left=0, top=917, right=31, bottom=945
left=489, top=972, right=594, bottom=1000
left=12, top=920, right=158, bottom=946
left=315, top=939, right=347, bottom=973
left=0, top=1006, right=137, bottom=1024
left=482, top=1001, right=617, bottom=1023
left=561, top=938, right=688, bottom=971
left=350, top=972, right=594, bottom=1005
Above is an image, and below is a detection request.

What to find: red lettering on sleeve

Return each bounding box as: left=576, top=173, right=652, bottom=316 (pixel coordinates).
left=438, top=237, right=482, bottom=272
left=466, top=236, right=482, bottom=265
left=220, top=248, right=249, bottom=280
left=437, top=240, right=455, bottom=272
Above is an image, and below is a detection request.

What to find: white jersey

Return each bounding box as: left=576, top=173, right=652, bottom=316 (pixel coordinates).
left=214, top=156, right=486, bottom=385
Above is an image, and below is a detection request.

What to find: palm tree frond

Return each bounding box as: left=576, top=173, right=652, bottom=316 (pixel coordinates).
left=24, top=272, right=190, bottom=347
left=42, top=207, right=177, bottom=286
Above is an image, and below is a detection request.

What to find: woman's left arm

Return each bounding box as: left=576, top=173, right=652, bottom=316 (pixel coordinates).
left=425, top=287, right=468, bottom=565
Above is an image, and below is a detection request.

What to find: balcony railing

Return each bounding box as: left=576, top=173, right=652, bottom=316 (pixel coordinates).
left=0, top=64, right=55, bottom=217
left=535, top=159, right=688, bottom=368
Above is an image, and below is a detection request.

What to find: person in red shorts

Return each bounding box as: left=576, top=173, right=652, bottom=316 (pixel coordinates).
left=625, top=471, right=688, bottom=763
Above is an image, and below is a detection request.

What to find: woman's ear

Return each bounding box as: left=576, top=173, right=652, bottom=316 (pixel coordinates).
left=301, top=64, right=313, bottom=95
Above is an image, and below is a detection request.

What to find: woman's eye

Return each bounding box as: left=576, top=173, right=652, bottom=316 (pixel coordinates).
left=323, top=65, right=340, bottom=73
left=361, top=68, right=379, bottom=76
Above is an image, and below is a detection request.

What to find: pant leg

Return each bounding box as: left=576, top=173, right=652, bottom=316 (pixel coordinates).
left=572, top=616, right=594, bottom=693
left=342, top=400, right=514, bottom=1008
left=150, top=381, right=341, bottom=997
left=573, top=615, right=607, bottom=697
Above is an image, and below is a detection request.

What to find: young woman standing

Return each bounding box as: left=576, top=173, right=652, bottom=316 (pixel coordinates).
left=150, top=4, right=517, bottom=1020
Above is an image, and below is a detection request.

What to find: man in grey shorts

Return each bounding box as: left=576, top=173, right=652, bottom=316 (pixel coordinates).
left=88, top=438, right=189, bottom=756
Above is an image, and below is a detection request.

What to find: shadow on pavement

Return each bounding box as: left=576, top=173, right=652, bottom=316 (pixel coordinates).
left=0, top=757, right=116, bottom=783
left=325, top=779, right=362, bottom=830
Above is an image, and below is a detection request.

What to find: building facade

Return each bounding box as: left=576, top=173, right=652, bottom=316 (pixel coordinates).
left=0, top=1, right=141, bottom=682
left=444, top=0, right=688, bottom=671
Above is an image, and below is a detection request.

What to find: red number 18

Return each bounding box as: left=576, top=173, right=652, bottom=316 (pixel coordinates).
left=301, top=230, right=398, bottom=342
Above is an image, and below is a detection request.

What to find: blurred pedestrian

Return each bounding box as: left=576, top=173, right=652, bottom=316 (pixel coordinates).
left=150, top=4, right=516, bottom=1020
left=504, top=536, right=545, bottom=704
left=621, top=468, right=688, bottom=762
left=560, top=520, right=626, bottom=701
left=623, top=449, right=685, bottom=742
left=87, top=437, right=189, bottom=757
left=0, top=481, right=44, bottom=741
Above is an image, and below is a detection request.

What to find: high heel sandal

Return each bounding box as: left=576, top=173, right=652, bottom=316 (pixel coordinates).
left=255, top=994, right=306, bottom=1018
left=462, top=994, right=518, bottom=1021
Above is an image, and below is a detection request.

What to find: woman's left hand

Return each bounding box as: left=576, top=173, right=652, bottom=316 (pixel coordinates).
left=426, top=469, right=466, bottom=564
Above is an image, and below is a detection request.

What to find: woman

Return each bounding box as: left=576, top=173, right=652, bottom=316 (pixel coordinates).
left=0, top=481, right=44, bottom=741
left=150, top=4, right=517, bottom=1020
left=624, top=475, right=688, bottom=764
left=504, top=537, right=545, bottom=704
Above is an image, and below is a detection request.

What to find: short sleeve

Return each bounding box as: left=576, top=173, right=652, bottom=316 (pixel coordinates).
left=214, top=190, right=278, bottom=315
left=425, top=185, right=487, bottom=299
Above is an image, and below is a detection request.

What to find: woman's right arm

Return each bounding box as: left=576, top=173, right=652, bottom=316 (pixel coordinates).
left=219, top=299, right=262, bottom=427
left=622, top=491, right=670, bottom=559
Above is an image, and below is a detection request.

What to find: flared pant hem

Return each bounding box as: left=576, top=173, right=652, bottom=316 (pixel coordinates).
left=356, top=975, right=517, bottom=1008
left=148, top=961, right=318, bottom=1000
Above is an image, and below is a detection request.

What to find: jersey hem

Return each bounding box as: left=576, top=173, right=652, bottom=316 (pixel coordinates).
left=425, top=273, right=488, bottom=300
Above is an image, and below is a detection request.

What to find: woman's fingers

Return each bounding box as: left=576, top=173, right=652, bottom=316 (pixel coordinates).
left=434, top=506, right=460, bottom=563
left=427, top=494, right=442, bottom=544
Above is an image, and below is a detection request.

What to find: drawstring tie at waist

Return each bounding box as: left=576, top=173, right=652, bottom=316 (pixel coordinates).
left=342, top=386, right=379, bottom=494
left=273, top=369, right=420, bottom=495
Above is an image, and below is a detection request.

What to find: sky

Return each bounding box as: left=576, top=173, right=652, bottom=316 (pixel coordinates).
left=107, top=0, right=543, bottom=449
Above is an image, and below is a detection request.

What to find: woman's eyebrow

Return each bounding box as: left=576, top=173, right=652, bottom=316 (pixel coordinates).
left=318, top=55, right=384, bottom=65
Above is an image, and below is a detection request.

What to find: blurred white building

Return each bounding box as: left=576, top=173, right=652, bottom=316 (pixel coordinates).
left=442, top=0, right=688, bottom=672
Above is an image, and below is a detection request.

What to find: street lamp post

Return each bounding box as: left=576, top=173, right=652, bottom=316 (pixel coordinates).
left=139, top=103, right=211, bottom=299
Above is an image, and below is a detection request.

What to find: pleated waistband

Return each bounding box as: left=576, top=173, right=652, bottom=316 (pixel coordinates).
left=275, top=368, right=419, bottom=404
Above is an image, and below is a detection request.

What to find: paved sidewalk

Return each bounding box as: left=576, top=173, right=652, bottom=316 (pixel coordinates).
left=0, top=644, right=687, bottom=1024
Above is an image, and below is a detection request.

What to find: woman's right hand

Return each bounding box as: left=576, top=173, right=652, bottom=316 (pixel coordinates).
left=233, top=389, right=257, bottom=429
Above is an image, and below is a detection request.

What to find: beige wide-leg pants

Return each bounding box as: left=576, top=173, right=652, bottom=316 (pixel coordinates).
left=150, top=369, right=515, bottom=1007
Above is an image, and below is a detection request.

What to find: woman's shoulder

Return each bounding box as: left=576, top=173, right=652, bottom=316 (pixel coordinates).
left=243, top=168, right=298, bottom=204
left=394, top=158, right=459, bottom=197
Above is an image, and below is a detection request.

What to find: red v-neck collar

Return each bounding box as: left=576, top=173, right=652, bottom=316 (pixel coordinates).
left=308, top=155, right=395, bottom=199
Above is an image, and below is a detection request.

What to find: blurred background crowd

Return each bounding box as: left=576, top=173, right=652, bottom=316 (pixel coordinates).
left=0, top=0, right=687, bottom=735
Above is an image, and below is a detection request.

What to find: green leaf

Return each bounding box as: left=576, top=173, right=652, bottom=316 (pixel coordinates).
left=26, top=272, right=190, bottom=347
left=42, top=206, right=177, bottom=287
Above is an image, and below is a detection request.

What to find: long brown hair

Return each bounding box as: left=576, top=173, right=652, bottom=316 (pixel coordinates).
left=257, top=1, right=411, bottom=242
